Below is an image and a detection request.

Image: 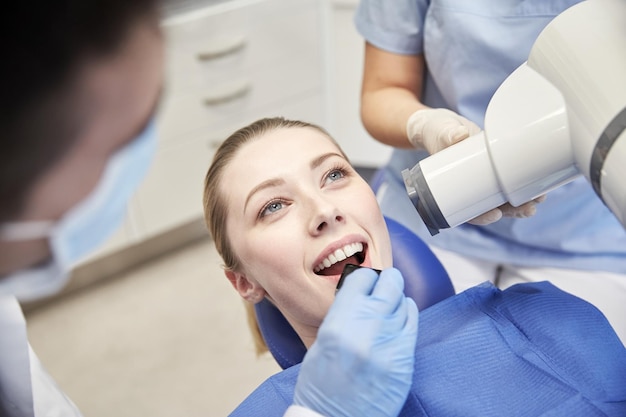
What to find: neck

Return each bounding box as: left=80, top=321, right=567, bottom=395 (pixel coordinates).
left=300, top=334, right=316, bottom=350
left=0, top=239, right=51, bottom=277
left=290, top=322, right=318, bottom=350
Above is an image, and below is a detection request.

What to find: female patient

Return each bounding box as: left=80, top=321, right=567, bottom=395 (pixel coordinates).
left=204, top=118, right=393, bottom=349
left=204, top=117, right=626, bottom=416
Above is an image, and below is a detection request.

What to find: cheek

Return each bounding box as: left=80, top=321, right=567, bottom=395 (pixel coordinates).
left=237, top=226, right=304, bottom=282
left=352, top=185, right=393, bottom=265
left=240, top=228, right=335, bottom=325
left=351, top=184, right=384, bottom=219
left=277, top=292, right=334, bottom=329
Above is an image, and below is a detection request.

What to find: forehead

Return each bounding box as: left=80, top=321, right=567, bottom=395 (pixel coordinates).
left=221, top=127, right=343, bottom=199
left=233, top=127, right=341, bottom=174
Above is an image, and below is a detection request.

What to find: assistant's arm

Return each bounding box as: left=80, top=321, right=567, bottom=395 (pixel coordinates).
left=361, top=42, right=484, bottom=155
left=360, top=42, right=426, bottom=149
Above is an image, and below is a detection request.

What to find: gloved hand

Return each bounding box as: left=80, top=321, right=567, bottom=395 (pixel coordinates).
left=293, top=267, right=418, bottom=417
left=468, top=195, right=547, bottom=225
left=406, top=108, right=481, bottom=154
left=406, top=108, right=546, bottom=225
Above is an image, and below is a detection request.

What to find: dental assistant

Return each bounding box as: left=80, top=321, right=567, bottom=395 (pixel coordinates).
left=0, top=1, right=417, bottom=416
left=356, top=0, right=626, bottom=342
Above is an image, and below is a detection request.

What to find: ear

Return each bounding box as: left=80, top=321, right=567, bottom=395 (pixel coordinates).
left=224, top=270, right=266, bottom=304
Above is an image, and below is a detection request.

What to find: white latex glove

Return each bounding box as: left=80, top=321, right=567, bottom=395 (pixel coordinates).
left=406, top=108, right=482, bottom=154
left=406, top=108, right=545, bottom=225
left=293, top=267, right=418, bottom=417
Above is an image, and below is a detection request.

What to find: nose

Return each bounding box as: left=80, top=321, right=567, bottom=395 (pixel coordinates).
left=307, top=195, right=345, bottom=235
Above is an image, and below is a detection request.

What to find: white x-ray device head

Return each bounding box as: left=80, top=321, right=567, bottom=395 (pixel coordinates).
left=402, top=0, right=626, bottom=235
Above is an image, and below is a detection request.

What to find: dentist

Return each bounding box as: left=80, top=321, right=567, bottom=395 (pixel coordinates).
left=0, top=1, right=417, bottom=416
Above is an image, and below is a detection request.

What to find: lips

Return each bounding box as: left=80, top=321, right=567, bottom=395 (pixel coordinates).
left=314, top=242, right=366, bottom=276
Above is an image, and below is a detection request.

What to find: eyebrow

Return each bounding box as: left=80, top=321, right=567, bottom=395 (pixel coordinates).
left=244, top=178, right=286, bottom=214
left=243, top=152, right=346, bottom=214
left=310, top=152, right=345, bottom=170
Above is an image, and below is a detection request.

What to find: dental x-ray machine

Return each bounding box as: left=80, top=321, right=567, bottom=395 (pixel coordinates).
left=402, top=0, right=626, bottom=235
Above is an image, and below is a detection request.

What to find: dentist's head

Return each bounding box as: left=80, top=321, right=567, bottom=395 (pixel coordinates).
left=203, top=117, right=393, bottom=348
left=0, top=0, right=164, bottom=301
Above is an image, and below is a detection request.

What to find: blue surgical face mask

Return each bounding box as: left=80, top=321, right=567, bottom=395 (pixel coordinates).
left=0, top=119, right=158, bottom=302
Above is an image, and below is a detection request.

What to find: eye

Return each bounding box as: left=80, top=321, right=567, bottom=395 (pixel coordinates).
left=259, top=199, right=285, bottom=218
left=324, top=167, right=348, bottom=185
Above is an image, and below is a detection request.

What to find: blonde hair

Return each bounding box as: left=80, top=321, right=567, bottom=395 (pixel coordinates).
left=203, top=117, right=345, bottom=355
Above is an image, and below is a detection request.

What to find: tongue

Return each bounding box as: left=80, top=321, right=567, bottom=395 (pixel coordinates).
left=319, top=255, right=360, bottom=276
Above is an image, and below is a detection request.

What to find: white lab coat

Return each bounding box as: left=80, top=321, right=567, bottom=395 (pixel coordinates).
left=283, top=406, right=323, bottom=416
left=284, top=405, right=324, bottom=417
left=0, top=296, right=82, bottom=417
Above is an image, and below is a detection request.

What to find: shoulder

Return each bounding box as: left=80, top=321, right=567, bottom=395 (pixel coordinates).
left=354, top=0, right=430, bottom=55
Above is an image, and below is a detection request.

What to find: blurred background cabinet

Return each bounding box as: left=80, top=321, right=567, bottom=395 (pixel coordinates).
left=323, top=0, right=392, bottom=167
left=137, top=0, right=324, bottom=239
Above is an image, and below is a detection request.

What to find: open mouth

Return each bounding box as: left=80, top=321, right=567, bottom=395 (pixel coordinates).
left=314, top=242, right=367, bottom=276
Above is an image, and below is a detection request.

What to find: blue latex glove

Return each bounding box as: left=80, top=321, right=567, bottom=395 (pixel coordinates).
left=293, top=267, right=418, bottom=417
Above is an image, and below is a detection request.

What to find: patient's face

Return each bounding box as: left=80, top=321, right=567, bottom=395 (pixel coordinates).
left=222, top=127, right=392, bottom=342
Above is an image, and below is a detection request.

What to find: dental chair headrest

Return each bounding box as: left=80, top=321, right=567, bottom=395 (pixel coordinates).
left=254, top=216, right=455, bottom=369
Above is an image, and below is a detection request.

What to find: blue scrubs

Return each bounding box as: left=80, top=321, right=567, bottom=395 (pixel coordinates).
left=354, top=0, right=626, bottom=273
left=230, top=282, right=626, bottom=416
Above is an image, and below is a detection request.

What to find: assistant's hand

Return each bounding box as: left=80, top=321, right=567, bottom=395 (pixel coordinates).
left=293, top=267, right=418, bottom=417
left=468, top=195, right=547, bottom=225
left=406, top=108, right=481, bottom=154
left=406, top=108, right=546, bottom=225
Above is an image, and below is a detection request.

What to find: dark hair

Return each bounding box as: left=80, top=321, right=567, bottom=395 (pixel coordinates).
left=0, top=0, right=160, bottom=222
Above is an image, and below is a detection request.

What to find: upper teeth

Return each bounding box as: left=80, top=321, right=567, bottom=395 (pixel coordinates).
left=314, top=242, right=364, bottom=273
